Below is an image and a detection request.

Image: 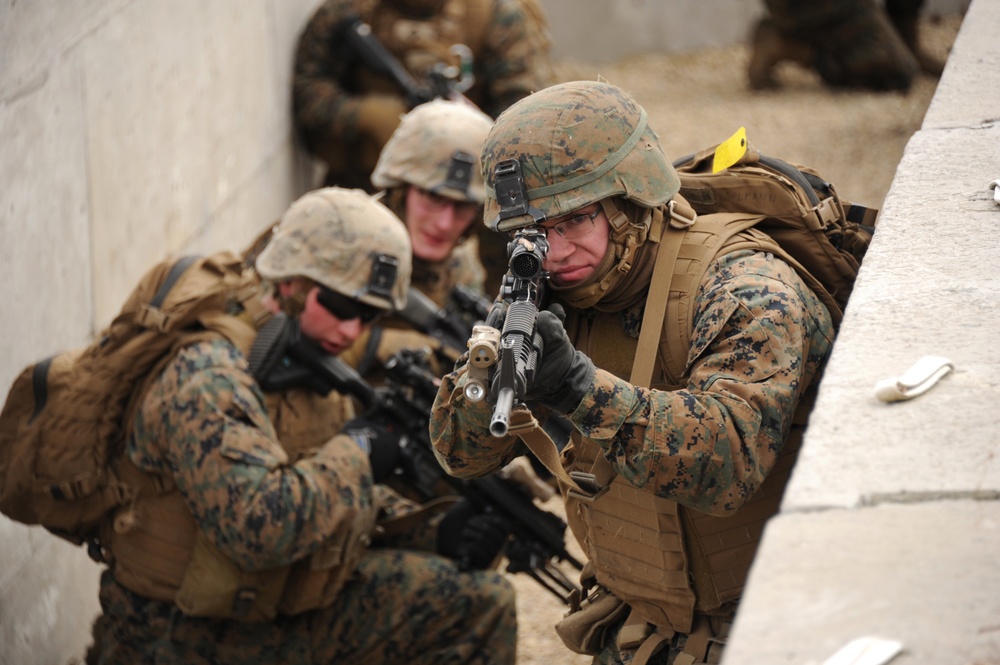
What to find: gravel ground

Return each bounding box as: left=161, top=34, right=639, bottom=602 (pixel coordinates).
left=512, top=14, right=964, bottom=665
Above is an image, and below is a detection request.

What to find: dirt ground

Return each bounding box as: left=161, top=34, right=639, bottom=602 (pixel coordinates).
left=511, top=13, right=964, bottom=665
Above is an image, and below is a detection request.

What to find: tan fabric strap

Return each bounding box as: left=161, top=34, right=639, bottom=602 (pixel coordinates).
left=507, top=409, right=584, bottom=494
left=673, top=615, right=716, bottom=665
left=630, top=199, right=696, bottom=389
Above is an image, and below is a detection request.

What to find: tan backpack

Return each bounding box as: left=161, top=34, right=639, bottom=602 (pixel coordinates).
left=0, top=252, right=268, bottom=550
left=632, top=130, right=878, bottom=387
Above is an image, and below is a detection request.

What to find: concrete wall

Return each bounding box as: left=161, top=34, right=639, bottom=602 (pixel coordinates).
left=0, top=1, right=322, bottom=662
left=721, top=0, right=1000, bottom=662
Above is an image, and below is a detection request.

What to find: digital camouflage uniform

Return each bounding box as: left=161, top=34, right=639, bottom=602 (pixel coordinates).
left=748, top=0, right=933, bottom=91
left=428, top=82, right=836, bottom=664
left=91, top=340, right=516, bottom=665
left=88, top=188, right=517, bottom=665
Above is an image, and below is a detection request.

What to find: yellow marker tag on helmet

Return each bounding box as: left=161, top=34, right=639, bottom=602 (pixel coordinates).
left=712, top=126, right=748, bottom=173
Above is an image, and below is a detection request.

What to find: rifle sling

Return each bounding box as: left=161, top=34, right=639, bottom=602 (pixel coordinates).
left=507, top=410, right=585, bottom=495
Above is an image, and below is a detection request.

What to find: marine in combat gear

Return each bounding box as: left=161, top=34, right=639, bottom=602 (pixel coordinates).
left=748, top=0, right=944, bottom=91
left=85, top=187, right=517, bottom=665
left=429, top=81, right=837, bottom=664
left=339, top=99, right=494, bottom=385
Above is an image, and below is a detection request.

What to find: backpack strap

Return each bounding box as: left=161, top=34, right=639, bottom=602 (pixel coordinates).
left=152, top=255, right=199, bottom=306
left=134, top=255, right=200, bottom=332
left=630, top=198, right=697, bottom=389
left=29, top=356, right=55, bottom=423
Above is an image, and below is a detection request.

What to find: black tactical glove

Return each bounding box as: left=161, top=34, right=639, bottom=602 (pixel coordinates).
left=436, top=499, right=511, bottom=571
left=525, top=304, right=596, bottom=414
left=341, top=416, right=401, bottom=483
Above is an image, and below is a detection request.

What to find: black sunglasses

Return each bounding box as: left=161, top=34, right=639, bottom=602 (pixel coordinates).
left=316, top=288, right=383, bottom=324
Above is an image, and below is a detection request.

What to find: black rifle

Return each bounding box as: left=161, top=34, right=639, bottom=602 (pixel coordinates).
left=249, top=316, right=582, bottom=604
left=463, top=227, right=549, bottom=437
left=398, top=286, right=494, bottom=356
left=334, top=15, right=474, bottom=109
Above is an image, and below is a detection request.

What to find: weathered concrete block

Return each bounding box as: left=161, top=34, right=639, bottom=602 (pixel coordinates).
left=723, top=501, right=1000, bottom=664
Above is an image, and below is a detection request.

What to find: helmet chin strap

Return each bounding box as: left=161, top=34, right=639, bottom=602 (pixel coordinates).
left=600, top=198, right=652, bottom=287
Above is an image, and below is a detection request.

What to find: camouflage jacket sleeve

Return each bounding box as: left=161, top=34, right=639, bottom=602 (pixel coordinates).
left=430, top=250, right=835, bottom=516
left=292, top=0, right=377, bottom=149
left=128, top=338, right=375, bottom=571
left=476, top=0, right=555, bottom=117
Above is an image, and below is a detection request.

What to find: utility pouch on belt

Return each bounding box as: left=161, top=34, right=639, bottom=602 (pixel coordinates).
left=555, top=584, right=628, bottom=655
left=175, top=531, right=290, bottom=622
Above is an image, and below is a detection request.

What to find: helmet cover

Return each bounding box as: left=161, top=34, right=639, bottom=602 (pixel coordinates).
left=482, top=80, right=680, bottom=231
left=372, top=99, right=494, bottom=203
left=256, top=187, right=412, bottom=311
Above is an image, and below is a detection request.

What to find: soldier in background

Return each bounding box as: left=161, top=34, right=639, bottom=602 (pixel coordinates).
left=748, top=0, right=945, bottom=92
left=292, top=0, right=553, bottom=191
left=87, top=187, right=516, bottom=665
left=340, top=99, right=495, bottom=383
left=291, top=0, right=554, bottom=291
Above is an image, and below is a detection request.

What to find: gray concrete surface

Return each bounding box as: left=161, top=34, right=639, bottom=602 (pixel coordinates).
left=721, top=0, right=1000, bottom=661
left=536, top=0, right=972, bottom=62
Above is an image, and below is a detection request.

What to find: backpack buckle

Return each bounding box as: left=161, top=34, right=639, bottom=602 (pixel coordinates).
left=666, top=199, right=697, bottom=229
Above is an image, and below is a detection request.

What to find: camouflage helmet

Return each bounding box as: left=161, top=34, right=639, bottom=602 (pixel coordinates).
left=482, top=80, right=680, bottom=232
left=256, top=187, right=412, bottom=311
left=371, top=99, right=494, bottom=204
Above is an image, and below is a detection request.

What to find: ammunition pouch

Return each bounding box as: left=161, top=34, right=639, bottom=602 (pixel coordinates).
left=555, top=584, right=628, bottom=656
left=175, top=531, right=290, bottom=622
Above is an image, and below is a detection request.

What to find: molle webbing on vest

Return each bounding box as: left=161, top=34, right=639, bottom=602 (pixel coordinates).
left=684, top=417, right=804, bottom=611
left=564, top=436, right=697, bottom=634
left=105, top=489, right=198, bottom=603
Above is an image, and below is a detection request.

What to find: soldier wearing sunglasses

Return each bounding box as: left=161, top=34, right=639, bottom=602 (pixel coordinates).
left=87, top=187, right=517, bottom=665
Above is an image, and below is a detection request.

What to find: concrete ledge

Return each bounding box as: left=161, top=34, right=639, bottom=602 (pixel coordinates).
left=783, top=124, right=1000, bottom=513
left=723, top=0, right=1000, bottom=661
left=722, top=501, right=1000, bottom=664
left=923, top=0, right=1000, bottom=128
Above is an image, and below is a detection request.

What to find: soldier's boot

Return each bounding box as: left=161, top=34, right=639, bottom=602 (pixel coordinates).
left=747, top=18, right=815, bottom=90
left=890, top=13, right=945, bottom=76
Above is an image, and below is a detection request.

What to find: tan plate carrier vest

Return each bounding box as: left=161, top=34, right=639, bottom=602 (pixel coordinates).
left=102, top=305, right=375, bottom=622
left=516, top=204, right=826, bottom=661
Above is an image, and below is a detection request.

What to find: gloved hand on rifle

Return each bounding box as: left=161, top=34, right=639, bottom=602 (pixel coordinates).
left=341, top=415, right=401, bottom=483
left=436, top=499, right=511, bottom=571
left=524, top=303, right=595, bottom=414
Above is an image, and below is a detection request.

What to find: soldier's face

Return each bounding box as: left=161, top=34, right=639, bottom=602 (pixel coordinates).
left=297, top=286, right=367, bottom=356
left=405, top=186, right=479, bottom=263
left=540, top=204, right=610, bottom=286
